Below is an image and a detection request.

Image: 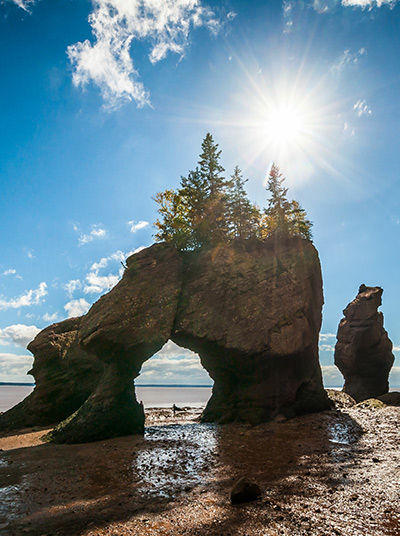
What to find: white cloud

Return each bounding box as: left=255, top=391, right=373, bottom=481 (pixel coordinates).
left=319, top=332, right=336, bottom=341
left=83, top=250, right=127, bottom=294
left=78, top=224, right=107, bottom=246
left=64, top=298, right=91, bottom=318
left=9, top=0, right=35, bottom=11
left=0, top=324, right=40, bottom=348
left=342, top=0, right=398, bottom=8
left=390, top=366, right=400, bottom=387
left=2, top=268, right=16, bottom=276
left=320, top=344, right=335, bottom=352
left=64, top=279, right=82, bottom=297
left=138, top=341, right=211, bottom=384
left=27, top=250, right=34, bottom=259
left=283, top=0, right=295, bottom=33
left=0, top=352, right=34, bottom=383
left=321, top=365, right=343, bottom=387
left=353, top=99, right=372, bottom=117
left=84, top=272, right=121, bottom=294
left=67, top=0, right=221, bottom=109
left=331, top=48, right=366, bottom=73
left=319, top=334, right=336, bottom=352
left=157, top=340, right=197, bottom=358
left=42, top=312, right=59, bottom=323
left=128, top=220, right=149, bottom=233
left=0, top=282, right=47, bottom=311
left=343, top=122, right=356, bottom=136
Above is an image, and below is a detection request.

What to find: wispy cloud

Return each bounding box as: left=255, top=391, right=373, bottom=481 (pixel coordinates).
left=342, top=0, right=399, bottom=8
left=0, top=324, right=40, bottom=348
left=282, top=0, right=295, bottom=33
left=319, top=332, right=336, bottom=341
left=343, top=122, right=356, bottom=136
left=0, top=283, right=47, bottom=311
left=78, top=224, right=107, bottom=246
left=128, top=220, right=149, bottom=233
left=310, top=0, right=399, bottom=10
left=67, top=0, right=221, bottom=109
left=42, top=312, right=59, bottom=323
left=9, top=0, right=35, bottom=11
left=64, top=279, right=82, bottom=298
left=2, top=268, right=22, bottom=279
left=353, top=99, right=372, bottom=117
left=331, top=48, right=366, bottom=73
left=64, top=298, right=90, bottom=318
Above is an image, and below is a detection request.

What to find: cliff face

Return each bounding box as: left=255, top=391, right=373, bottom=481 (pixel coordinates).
left=334, top=285, right=394, bottom=402
left=173, top=239, right=327, bottom=425
left=1, top=238, right=330, bottom=443
left=0, top=318, right=103, bottom=430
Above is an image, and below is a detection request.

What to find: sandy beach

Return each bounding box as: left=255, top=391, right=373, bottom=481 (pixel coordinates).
left=1, top=400, right=399, bottom=536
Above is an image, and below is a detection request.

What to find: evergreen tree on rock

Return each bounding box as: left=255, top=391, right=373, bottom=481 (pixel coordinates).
left=227, top=166, right=260, bottom=239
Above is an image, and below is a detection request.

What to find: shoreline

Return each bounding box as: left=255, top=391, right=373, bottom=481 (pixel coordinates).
left=1, top=400, right=399, bottom=535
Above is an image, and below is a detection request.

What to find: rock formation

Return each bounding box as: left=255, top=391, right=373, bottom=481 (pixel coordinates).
left=0, top=318, right=103, bottom=430
left=334, top=284, right=394, bottom=402
left=1, top=238, right=330, bottom=443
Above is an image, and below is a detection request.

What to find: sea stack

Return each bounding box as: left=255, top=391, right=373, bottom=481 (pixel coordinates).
left=1, top=238, right=330, bottom=443
left=334, top=284, right=394, bottom=402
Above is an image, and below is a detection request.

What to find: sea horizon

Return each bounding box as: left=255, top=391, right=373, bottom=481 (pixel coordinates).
left=1, top=383, right=399, bottom=414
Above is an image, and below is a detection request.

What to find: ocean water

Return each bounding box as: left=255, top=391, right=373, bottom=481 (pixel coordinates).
left=1, top=384, right=399, bottom=414
left=0, top=385, right=213, bottom=413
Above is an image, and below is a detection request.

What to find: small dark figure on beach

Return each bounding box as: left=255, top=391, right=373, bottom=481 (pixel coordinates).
left=172, top=404, right=183, bottom=415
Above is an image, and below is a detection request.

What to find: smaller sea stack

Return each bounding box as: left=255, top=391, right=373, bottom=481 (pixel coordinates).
left=334, top=284, right=394, bottom=402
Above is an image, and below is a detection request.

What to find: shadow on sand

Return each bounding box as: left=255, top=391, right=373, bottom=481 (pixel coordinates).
left=0, top=408, right=366, bottom=536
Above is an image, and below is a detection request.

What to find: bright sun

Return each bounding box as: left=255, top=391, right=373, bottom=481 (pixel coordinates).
left=201, top=64, right=340, bottom=181
left=265, top=105, right=305, bottom=145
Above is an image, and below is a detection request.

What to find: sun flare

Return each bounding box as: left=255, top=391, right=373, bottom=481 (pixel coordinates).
left=206, top=58, right=344, bottom=182
left=265, top=105, right=306, bottom=146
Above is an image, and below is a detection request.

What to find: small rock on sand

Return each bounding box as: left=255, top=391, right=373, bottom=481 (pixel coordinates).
left=230, top=477, right=262, bottom=504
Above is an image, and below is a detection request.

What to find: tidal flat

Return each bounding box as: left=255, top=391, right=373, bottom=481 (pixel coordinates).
left=0, top=403, right=399, bottom=536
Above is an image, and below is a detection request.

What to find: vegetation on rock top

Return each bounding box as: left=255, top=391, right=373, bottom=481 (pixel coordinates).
left=153, top=133, right=313, bottom=250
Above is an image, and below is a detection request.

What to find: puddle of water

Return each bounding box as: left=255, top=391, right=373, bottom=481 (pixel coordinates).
left=134, top=423, right=218, bottom=498
left=0, top=482, right=25, bottom=526
left=328, top=421, right=357, bottom=445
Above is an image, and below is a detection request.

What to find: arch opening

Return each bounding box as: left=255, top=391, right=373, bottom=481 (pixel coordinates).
left=135, top=340, right=213, bottom=411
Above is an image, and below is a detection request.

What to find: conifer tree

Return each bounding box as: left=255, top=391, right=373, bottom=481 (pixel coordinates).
left=261, top=163, right=291, bottom=237
left=197, top=132, right=229, bottom=243
left=178, top=168, right=209, bottom=247
left=288, top=200, right=313, bottom=240
left=198, top=132, right=226, bottom=196
left=227, top=166, right=260, bottom=239
left=153, top=141, right=313, bottom=249
left=261, top=163, right=312, bottom=240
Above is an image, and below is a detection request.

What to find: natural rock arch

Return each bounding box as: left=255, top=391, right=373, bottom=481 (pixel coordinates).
left=1, top=238, right=330, bottom=443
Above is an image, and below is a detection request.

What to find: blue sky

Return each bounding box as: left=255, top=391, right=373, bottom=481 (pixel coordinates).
left=1, top=0, right=400, bottom=387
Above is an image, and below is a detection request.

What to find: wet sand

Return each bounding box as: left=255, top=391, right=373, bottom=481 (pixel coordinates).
left=0, top=405, right=399, bottom=536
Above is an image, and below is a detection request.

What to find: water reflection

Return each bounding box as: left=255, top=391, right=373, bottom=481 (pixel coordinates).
left=134, top=423, right=218, bottom=498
